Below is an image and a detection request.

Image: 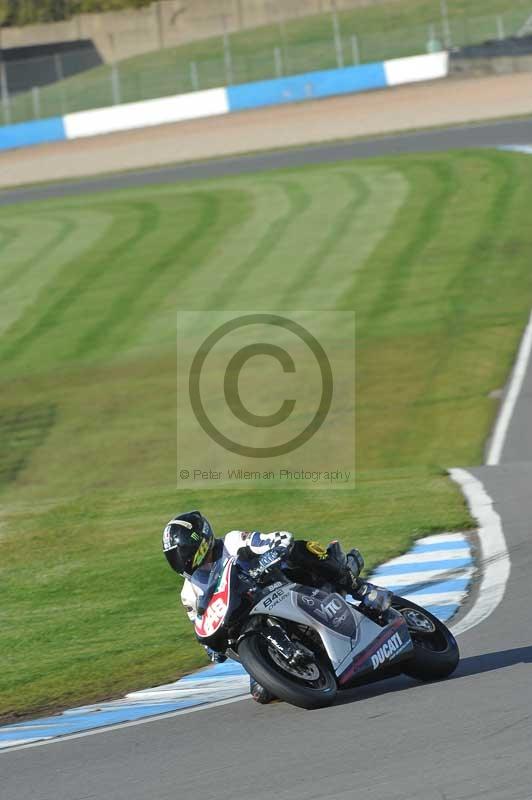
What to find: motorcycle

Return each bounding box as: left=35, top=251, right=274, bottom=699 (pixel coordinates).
left=194, top=547, right=460, bottom=709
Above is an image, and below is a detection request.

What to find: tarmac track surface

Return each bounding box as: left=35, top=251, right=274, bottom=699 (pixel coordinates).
left=2, top=123, right=532, bottom=800
left=1, top=116, right=532, bottom=207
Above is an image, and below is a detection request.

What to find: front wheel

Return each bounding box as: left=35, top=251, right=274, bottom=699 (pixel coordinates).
left=393, top=596, right=459, bottom=681
left=238, top=633, right=337, bottom=710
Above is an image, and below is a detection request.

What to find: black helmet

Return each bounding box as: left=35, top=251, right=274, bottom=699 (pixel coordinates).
left=162, top=510, right=215, bottom=576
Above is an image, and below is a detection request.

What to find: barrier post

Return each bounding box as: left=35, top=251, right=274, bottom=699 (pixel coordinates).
left=426, top=24, right=441, bottom=53
left=54, top=53, right=67, bottom=115
left=496, top=15, right=505, bottom=40
left=278, top=8, right=289, bottom=75
left=350, top=34, right=360, bottom=65
left=332, top=7, right=344, bottom=68
left=111, top=64, right=121, bottom=105
left=274, top=46, right=283, bottom=77
left=155, top=0, right=164, bottom=50
left=440, top=0, right=452, bottom=48
left=0, top=61, right=11, bottom=125
left=54, top=53, right=64, bottom=82
left=223, top=30, right=233, bottom=85
left=32, top=86, right=41, bottom=119
left=190, top=61, right=199, bottom=91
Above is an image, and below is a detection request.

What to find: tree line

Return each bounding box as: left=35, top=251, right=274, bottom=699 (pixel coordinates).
left=0, top=0, right=153, bottom=27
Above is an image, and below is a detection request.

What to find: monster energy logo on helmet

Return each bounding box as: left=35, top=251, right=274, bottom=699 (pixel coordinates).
left=192, top=537, right=211, bottom=568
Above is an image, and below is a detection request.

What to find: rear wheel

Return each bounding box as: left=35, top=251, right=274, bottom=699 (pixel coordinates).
left=392, top=596, right=459, bottom=681
left=238, top=632, right=337, bottom=710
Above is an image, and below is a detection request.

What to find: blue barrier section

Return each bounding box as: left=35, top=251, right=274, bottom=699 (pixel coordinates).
left=0, top=116, right=66, bottom=151
left=227, top=62, right=387, bottom=112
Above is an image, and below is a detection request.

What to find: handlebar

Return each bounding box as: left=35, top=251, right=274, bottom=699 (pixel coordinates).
left=247, top=548, right=284, bottom=580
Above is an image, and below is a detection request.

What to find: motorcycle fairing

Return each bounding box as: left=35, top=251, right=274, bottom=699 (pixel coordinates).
left=251, top=584, right=413, bottom=683
left=336, top=611, right=412, bottom=686
left=195, top=558, right=234, bottom=639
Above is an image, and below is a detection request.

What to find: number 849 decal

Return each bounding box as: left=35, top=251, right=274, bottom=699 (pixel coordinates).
left=195, top=560, right=233, bottom=638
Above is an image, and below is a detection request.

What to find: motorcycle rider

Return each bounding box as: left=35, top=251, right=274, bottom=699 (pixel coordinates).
left=162, top=510, right=392, bottom=704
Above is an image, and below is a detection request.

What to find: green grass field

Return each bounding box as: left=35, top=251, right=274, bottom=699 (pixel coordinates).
left=4, top=0, right=532, bottom=124
left=2, top=148, right=532, bottom=721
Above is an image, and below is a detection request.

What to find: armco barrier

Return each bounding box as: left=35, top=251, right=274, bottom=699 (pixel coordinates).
left=0, top=52, right=448, bottom=153
left=226, top=62, right=387, bottom=112
left=0, top=116, right=65, bottom=151
left=384, top=51, right=449, bottom=86
left=63, top=87, right=229, bottom=140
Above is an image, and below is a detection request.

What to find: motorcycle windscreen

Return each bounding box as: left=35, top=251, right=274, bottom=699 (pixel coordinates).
left=195, top=558, right=234, bottom=640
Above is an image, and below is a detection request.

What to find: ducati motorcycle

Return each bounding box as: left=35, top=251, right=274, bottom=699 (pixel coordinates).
left=194, top=548, right=460, bottom=709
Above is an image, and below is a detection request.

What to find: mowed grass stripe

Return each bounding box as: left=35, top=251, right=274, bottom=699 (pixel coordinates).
left=282, top=170, right=368, bottom=303
left=0, top=216, right=77, bottom=295
left=189, top=169, right=379, bottom=314
left=412, top=152, right=523, bottom=466
left=205, top=179, right=312, bottom=312
left=111, top=190, right=254, bottom=359
left=292, top=168, right=408, bottom=310
left=352, top=152, right=532, bottom=470
left=366, top=160, right=455, bottom=326
left=0, top=224, right=19, bottom=263
left=443, top=151, right=518, bottom=324
left=73, top=192, right=229, bottom=359
left=0, top=211, right=112, bottom=340
left=132, top=181, right=293, bottom=351
left=189, top=172, right=350, bottom=313
left=0, top=202, right=159, bottom=367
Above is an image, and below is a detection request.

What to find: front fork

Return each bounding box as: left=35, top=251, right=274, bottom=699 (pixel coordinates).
left=239, top=617, right=312, bottom=667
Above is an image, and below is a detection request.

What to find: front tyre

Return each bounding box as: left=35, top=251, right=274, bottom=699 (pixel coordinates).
left=238, top=633, right=337, bottom=710
left=393, top=596, right=459, bottom=681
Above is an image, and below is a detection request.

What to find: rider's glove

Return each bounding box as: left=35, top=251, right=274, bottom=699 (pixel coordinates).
left=355, top=581, right=392, bottom=614
left=346, top=548, right=364, bottom=579
left=267, top=531, right=294, bottom=554
left=205, top=647, right=227, bottom=664
left=243, top=531, right=294, bottom=559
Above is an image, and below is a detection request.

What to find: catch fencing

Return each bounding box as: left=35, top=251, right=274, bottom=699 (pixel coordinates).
left=1, top=5, right=531, bottom=126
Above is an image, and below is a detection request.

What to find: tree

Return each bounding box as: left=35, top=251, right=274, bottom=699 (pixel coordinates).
left=0, top=0, right=154, bottom=27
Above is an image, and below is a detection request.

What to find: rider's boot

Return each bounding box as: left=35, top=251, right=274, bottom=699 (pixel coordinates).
left=354, top=580, right=393, bottom=616
left=340, top=547, right=393, bottom=615
left=249, top=677, right=275, bottom=704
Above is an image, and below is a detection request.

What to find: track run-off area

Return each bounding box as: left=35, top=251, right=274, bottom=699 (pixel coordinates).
left=1, top=122, right=532, bottom=799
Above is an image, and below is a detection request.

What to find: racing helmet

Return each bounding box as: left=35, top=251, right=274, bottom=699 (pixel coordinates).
left=162, top=510, right=215, bottom=576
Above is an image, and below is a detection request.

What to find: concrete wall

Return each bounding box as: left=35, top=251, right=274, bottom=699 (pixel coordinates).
left=0, top=0, right=400, bottom=64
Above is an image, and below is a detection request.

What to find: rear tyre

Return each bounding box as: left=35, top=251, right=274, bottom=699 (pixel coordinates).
left=392, top=596, right=459, bottom=681
left=238, top=632, right=337, bottom=710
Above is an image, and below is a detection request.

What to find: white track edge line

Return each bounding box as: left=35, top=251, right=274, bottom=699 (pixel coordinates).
left=0, top=694, right=250, bottom=755
left=448, top=468, right=510, bottom=636
left=486, top=309, right=532, bottom=465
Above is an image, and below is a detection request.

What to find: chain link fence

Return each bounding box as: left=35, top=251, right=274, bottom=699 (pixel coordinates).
left=1, top=5, right=531, bottom=126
